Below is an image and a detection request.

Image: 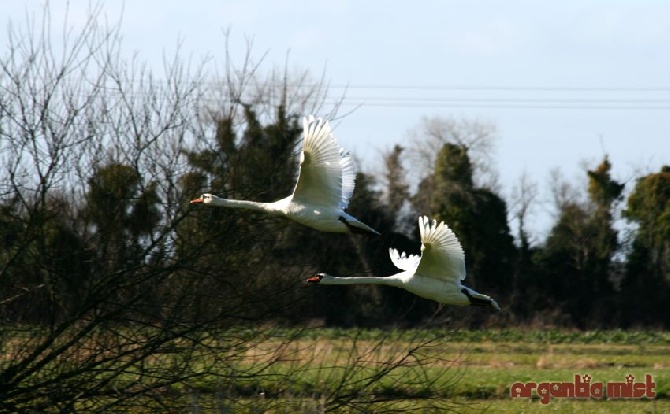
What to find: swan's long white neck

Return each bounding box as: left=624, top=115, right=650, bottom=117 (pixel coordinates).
left=319, top=274, right=403, bottom=287
left=211, top=197, right=280, bottom=213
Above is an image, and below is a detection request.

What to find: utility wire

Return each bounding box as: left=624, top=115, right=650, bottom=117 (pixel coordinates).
left=8, top=79, right=670, bottom=110
left=323, top=85, right=670, bottom=92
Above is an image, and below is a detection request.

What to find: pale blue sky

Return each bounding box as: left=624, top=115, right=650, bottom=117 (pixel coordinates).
left=4, top=1, right=669, bottom=239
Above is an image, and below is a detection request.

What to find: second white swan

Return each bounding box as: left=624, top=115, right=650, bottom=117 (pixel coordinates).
left=307, top=216, right=500, bottom=310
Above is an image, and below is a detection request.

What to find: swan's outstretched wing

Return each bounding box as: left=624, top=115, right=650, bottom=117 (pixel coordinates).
left=414, top=216, right=466, bottom=282
left=292, top=116, right=352, bottom=209
left=389, top=248, right=421, bottom=272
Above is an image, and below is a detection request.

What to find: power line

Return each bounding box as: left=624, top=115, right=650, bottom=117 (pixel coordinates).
left=342, top=97, right=670, bottom=103
left=330, top=102, right=670, bottom=110
left=323, top=85, right=670, bottom=92
left=7, top=78, right=670, bottom=110
left=42, top=77, right=670, bottom=92
left=324, top=96, right=670, bottom=110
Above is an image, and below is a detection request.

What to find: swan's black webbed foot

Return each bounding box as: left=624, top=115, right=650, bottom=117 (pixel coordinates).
left=461, top=287, right=498, bottom=309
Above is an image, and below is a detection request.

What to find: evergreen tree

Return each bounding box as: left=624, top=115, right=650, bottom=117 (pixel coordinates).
left=83, top=163, right=160, bottom=274
left=586, top=157, right=624, bottom=298
left=537, top=157, right=623, bottom=327
left=179, top=105, right=311, bottom=323
left=430, top=144, right=515, bottom=300
left=621, top=165, right=670, bottom=327
left=624, top=165, right=670, bottom=275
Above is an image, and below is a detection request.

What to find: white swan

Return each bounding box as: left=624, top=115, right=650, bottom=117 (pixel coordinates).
left=307, top=216, right=500, bottom=310
left=190, top=116, right=380, bottom=235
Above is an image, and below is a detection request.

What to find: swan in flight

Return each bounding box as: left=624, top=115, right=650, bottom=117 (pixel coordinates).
left=307, top=216, right=500, bottom=310
left=190, top=116, right=380, bottom=235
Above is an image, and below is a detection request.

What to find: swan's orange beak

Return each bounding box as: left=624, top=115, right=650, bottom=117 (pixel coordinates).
left=306, top=275, right=322, bottom=283
left=190, top=197, right=204, bottom=204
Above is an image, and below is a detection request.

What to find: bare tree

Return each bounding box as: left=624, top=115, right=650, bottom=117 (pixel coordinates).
left=509, top=171, right=539, bottom=248
left=195, top=29, right=342, bottom=140
left=547, top=167, right=584, bottom=217
left=0, top=4, right=465, bottom=413
left=0, top=3, right=220, bottom=410
left=405, top=115, right=500, bottom=191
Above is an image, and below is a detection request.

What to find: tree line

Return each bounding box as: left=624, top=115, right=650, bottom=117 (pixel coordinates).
left=2, top=94, right=669, bottom=329
left=0, top=12, right=668, bottom=332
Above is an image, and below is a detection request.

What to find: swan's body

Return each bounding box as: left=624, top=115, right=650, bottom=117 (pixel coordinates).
left=190, top=116, right=379, bottom=235
left=307, top=216, right=500, bottom=310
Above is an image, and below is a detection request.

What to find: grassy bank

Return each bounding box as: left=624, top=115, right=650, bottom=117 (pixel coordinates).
left=157, top=328, right=670, bottom=412
left=4, top=327, right=668, bottom=412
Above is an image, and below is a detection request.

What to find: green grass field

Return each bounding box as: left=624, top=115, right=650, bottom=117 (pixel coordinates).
left=5, top=327, right=668, bottom=412
left=157, top=328, right=670, bottom=413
